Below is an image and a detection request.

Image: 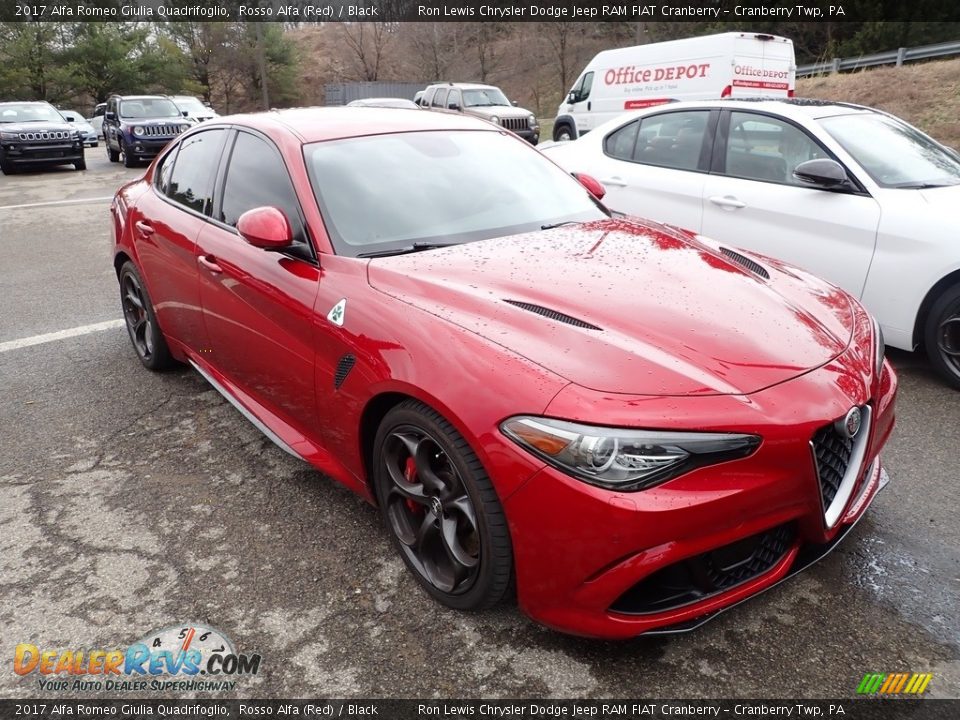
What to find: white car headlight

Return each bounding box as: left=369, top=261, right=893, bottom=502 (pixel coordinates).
left=501, top=416, right=760, bottom=491
left=489, top=115, right=501, bottom=125
left=133, top=126, right=144, bottom=137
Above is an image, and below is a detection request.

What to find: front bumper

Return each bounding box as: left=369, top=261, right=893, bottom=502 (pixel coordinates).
left=515, top=128, right=540, bottom=145
left=124, top=137, right=174, bottom=159
left=1, top=142, right=84, bottom=166
left=501, top=356, right=897, bottom=639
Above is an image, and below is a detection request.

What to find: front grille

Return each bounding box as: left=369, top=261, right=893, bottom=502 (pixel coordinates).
left=139, top=124, right=187, bottom=137
left=812, top=424, right=855, bottom=508
left=611, top=523, right=795, bottom=615
left=18, top=130, right=71, bottom=141
left=500, top=117, right=527, bottom=132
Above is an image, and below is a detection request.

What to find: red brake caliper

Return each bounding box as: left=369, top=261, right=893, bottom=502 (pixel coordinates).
left=404, top=457, right=421, bottom=514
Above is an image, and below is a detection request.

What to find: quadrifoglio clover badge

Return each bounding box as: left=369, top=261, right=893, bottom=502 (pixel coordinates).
left=14, top=623, right=261, bottom=692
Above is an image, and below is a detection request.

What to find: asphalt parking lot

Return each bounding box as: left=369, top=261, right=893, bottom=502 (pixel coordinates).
left=1, top=152, right=958, bottom=700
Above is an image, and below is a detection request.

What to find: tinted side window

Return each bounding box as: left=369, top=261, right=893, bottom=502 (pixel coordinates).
left=220, top=131, right=308, bottom=246
left=636, top=111, right=710, bottom=171
left=432, top=89, right=448, bottom=108
left=166, top=129, right=226, bottom=215
left=724, top=112, right=828, bottom=185
left=604, top=120, right=640, bottom=161
left=155, top=146, right=178, bottom=196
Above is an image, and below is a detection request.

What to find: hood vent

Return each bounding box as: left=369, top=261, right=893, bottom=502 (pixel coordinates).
left=719, top=247, right=770, bottom=279
left=504, top=300, right=602, bottom=330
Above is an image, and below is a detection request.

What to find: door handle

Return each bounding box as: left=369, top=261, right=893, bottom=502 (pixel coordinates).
left=134, top=220, right=154, bottom=236
left=198, top=254, right=223, bottom=274
left=601, top=177, right=628, bottom=187
left=708, top=195, right=747, bottom=210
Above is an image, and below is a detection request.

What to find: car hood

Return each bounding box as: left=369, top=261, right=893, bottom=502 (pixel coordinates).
left=0, top=121, right=75, bottom=134
left=366, top=219, right=855, bottom=396
left=918, top=183, right=960, bottom=206
left=467, top=106, right=532, bottom=120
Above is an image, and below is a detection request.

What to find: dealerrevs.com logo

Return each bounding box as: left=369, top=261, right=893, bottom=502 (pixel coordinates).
left=14, top=624, right=261, bottom=692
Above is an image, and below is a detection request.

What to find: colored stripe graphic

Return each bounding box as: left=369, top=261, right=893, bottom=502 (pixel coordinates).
left=858, top=672, right=932, bottom=694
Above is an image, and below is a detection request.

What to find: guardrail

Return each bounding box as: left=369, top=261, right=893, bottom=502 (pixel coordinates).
left=796, top=39, right=960, bottom=77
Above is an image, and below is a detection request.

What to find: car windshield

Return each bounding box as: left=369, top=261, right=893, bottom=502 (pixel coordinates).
left=304, top=130, right=607, bottom=256
left=0, top=103, right=64, bottom=123
left=462, top=88, right=511, bottom=108
left=120, top=98, right=181, bottom=119
left=820, top=113, right=960, bottom=188
left=174, top=97, right=206, bottom=114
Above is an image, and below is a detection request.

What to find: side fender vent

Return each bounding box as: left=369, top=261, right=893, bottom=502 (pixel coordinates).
left=334, top=354, right=356, bottom=390
left=719, top=247, right=770, bottom=279
left=504, top=300, right=602, bottom=331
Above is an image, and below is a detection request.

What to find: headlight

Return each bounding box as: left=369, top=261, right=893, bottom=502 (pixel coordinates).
left=501, top=416, right=760, bottom=491
left=872, top=317, right=885, bottom=376
left=528, top=114, right=538, bottom=127
left=133, top=126, right=144, bottom=137
left=489, top=115, right=501, bottom=125
left=0, top=131, right=18, bottom=142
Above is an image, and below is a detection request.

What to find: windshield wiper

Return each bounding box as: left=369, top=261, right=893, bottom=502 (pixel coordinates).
left=891, top=181, right=958, bottom=189
left=357, top=242, right=458, bottom=258
left=540, top=221, right=581, bottom=230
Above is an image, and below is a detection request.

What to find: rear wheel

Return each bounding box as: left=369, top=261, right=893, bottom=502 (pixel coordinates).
left=924, top=283, right=960, bottom=390
left=372, top=400, right=513, bottom=610
left=119, top=261, right=175, bottom=371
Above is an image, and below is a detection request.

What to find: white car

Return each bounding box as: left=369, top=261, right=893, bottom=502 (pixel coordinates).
left=168, top=95, right=219, bottom=123
left=542, top=99, right=960, bottom=388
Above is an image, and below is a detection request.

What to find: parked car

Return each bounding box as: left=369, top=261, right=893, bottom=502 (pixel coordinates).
left=58, top=109, right=98, bottom=147
left=103, top=94, right=193, bottom=167
left=111, top=108, right=895, bottom=638
left=347, top=98, right=419, bottom=109
left=88, top=102, right=106, bottom=138
left=0, top=101, right=85, bottom=174
left=542, top=99, right=960, bottom=389
left=169, top=95, right=219, bottom=123
left=419, top=82, right=539, bottom=144
left=554, top=32, right=796, bottom=142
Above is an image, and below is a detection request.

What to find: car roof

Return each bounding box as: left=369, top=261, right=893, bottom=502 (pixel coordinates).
left=114, top=95, right=172, bottom=101
left=0, top=101, right=54, bottom=106
left=428, top=83, right=499, bottom=91
left=218, top=106, right=495, bottom=143
left=637, top=98, right=877, bottom=121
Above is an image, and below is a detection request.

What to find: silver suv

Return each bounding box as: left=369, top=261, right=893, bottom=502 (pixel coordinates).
left=419, top=83, right=539, bottom=145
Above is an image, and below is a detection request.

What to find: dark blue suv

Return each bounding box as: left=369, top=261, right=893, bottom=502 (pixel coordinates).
left=103, top=95, right=192, bottom=167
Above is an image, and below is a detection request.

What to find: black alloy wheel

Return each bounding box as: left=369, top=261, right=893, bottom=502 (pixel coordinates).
left=373, top=401, right=513, bottom=610
left=119, top=261, right=174, bottom=370
left=925, top=283, right=960, bottom=390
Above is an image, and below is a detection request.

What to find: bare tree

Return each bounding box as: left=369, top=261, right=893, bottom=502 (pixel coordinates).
left=475, top=22, right=503, bottom=82
left=407, top=23, right=460, bottom=81
left=339, top=22, right=392, bottom=81
left=542, top=22, right=589, bottom=95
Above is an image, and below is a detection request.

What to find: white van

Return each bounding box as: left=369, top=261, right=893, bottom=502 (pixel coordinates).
left=553, top=32, right=795, bottom=142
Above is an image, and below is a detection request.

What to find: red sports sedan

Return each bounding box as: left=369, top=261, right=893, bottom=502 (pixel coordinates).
left=111, top=108, right=896, bottom=639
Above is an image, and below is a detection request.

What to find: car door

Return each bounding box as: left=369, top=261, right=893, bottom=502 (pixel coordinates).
left=593, top=109, right=716, bottom=234
left=130, top=130, right=226, bottom=350
left=701, top=110, right=881, bottom=297
left=196, top=129, right=321, bottom=435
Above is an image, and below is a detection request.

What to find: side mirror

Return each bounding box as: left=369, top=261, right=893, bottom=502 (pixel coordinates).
left=182, top=111, right=189, bottom=117
left=793, top=159, right=848, bottom=188
left=573, top=172, right=606, bottom=201
left=447, top=102, right=461, bottom=111
left=64, top=116, right=75, bottom=122
left=237, top=207, right=293, bottom=250
left=512, top=100, right=519, bottom=106
left=566, top=92, right=577, bottom=104
left=105, top=111, right=116, bottom=120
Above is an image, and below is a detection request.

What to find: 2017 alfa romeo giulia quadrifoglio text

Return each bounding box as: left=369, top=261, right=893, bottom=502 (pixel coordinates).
left=111, top=108, right=897, bottom=639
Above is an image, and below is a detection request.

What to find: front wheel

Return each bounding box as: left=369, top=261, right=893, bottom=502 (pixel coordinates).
left=925, top=283, right=960, bottom=390
left=74, top=159, right=86, bottom=171
left=122, top=141, right=138, bottom=168
left=118, top=261, right=175, bottom=370
left=553, top=123, right=574, bottom=142
left=107, top=142, right=119, bottom=163
left=373, top=400, right=513, bottom=610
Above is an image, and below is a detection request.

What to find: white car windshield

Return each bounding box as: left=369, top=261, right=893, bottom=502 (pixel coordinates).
left=120, top=98, right=181, bottom=119
left=0, top=103, right=64, bottom=123
left=820, top=113, right=960, bottom=188
left=462, top=89, right=511, bottom=108
left=305, top=130, right=607, bottom=256
left=174, top=97, right=207, bottom=114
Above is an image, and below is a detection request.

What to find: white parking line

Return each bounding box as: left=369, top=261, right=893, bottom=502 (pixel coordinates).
left=0, top=319, right=125, bottom=353
left=0, top=196, right=113, bottom=211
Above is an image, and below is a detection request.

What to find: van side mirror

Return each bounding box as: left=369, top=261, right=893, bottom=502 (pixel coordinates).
left=793, top=159, right=849, bottom=188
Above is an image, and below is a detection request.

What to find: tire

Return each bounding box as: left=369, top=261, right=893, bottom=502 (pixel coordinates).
left=74, top=159, right=86, bottom=171
left=924, top=283, right=960, bottom=390
left=118, top=261, right=175, bottom=371
left=553, top=123, right=574, bottom=142
left=0, top=160, right=14, bottom=175
left=122, top=141, right=138, bottom=168
left=107, top=142, right=119, bottom=163
left=373, top=400, right=513, bottom=611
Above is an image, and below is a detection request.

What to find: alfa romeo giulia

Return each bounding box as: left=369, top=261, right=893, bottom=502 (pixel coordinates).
left=111, top=108, right=896, bottom=638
